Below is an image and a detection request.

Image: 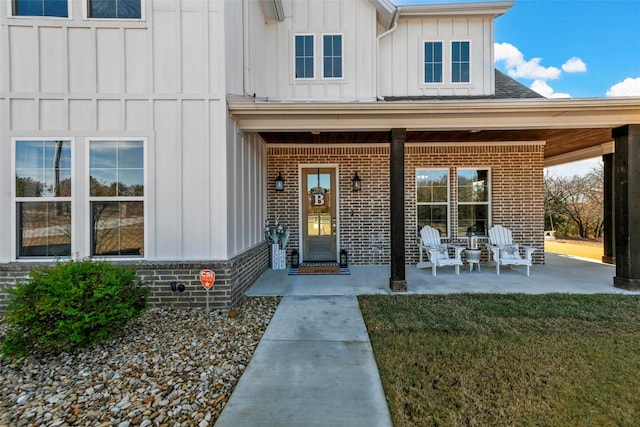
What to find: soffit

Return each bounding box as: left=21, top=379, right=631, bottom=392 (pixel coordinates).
left=258, top=128, right=613, bottom=160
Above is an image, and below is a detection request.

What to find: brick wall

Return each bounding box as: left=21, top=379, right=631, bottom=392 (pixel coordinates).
left=267, top=143, right=545, bottom=266
left=405, top=143, right=545, bottom=264
left=268, top=145, right=391, bottom=265
left=0, top=242, right=269, bottom=313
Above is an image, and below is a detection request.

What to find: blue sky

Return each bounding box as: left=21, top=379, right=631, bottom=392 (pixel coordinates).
left=395, top=0, right=640, bottom=98
left=395, top=0, right=640, bottom=175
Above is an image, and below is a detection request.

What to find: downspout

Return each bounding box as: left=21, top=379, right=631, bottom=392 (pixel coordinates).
left=376, top=8, right=400, bottom=101
left=242, top=0, right=251, bottom=97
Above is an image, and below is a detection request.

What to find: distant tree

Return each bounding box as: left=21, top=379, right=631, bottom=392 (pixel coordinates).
left=544, top=164, right=603, bottom=239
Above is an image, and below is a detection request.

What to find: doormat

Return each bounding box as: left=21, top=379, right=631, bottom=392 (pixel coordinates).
left=288, top=262, right=350, bottom=275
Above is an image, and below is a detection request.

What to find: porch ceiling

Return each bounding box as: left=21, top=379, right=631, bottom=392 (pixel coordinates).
left=229, top=96, right=640, bottom=165
left=258, top=128, right=613, bottom=161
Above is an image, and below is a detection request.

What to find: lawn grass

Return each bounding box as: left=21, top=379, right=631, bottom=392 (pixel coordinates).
left=359, top=294, right=640, bottom=426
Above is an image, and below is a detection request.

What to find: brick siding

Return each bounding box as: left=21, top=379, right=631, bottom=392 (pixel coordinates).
left=0, top=242, right=269, bottom=313
left=268, top=143, right=545, bottom=266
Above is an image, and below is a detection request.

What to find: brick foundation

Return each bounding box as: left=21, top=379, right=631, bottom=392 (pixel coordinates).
left=0, top=242, right=269, bottom=313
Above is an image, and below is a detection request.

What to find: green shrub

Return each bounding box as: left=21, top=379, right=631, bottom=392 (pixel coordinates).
left=2, top=260, right=148, bottom=357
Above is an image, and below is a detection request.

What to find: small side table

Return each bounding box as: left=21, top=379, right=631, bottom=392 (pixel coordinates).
left=465, top=248, right=482, bottom=273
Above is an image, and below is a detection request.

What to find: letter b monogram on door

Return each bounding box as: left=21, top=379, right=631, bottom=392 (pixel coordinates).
left=313, top=193, right=325, bottom=206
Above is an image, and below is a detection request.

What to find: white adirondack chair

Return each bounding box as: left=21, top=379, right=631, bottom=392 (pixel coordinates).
left=417, top=225, right=464, bottom=276
left=487, top=225, right=537, bottom=276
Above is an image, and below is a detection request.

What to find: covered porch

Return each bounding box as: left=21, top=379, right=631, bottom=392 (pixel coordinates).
left=247, top=253, right=640, bottom=296
left=228, top=96, right=640, bottom=291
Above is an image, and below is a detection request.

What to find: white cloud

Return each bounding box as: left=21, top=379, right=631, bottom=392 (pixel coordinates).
left=562, top=57, right=587, bottom=73
left=531, top=80, right=571, bottom=99
left=494, top=42, right=561, bottom=80
left=606, top=77, right=640, bottom=96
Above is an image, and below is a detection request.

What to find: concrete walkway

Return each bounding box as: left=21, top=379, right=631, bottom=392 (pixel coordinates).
left=215, top=295, right=392, bottom=427
left=216, top=254, right=640, bottom=426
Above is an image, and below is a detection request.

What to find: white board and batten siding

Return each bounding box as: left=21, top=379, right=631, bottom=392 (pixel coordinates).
left=0, top=0, right=266, bottom=263
left=379, top=15, right=495, bottom=98
left=242, top=0, right=378, bottom=101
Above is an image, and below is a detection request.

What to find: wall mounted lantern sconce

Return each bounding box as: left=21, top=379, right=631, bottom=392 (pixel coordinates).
left=352, top=172, right=361, bottom=191
left=275, top=172, right=284, bottom=191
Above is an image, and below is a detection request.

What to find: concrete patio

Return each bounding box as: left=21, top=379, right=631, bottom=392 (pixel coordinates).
left=247, top=252, right=640, bottom=297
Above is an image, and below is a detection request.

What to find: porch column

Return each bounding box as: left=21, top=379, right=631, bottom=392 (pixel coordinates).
left=613, top=125, right=640, bottom=290
left=602, top=153, right=615, bottom=264
left=389, top=128, right=407, bottom=292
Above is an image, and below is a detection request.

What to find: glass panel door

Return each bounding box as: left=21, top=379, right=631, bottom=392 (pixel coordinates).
left=302, top=168, right=337, bottom=262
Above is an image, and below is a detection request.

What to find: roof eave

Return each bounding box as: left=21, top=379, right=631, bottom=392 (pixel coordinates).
left=227, top=96, right=640, bottom=132
left=398, top=1, right=514, bottom=18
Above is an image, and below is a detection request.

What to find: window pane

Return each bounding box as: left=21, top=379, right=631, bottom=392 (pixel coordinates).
left=323, top=35, right=342, bottom=78
left=90, top=141, right=117, bottom=169
left=434, top=43, right=442, bottom=62
left=333, top=36, right=342, bottom=56
left=16, top=170, right=44, bottom=197
left=324, top=36, right=333, bottom=56
left=461, top=63, right=470, bottom=83
left=304, top=36, right=313, bottom=54
left=90, top=140, right=144, bottom=197
left=92, top=201, right=144, bottom=256
left=424, top=42, right=443, bottom=83
left=90, top=169, right=118, bottom=197
left=458, top=204, right=488, bottom=237
left=117, top=140, right=144, bottom=168
left=434, top=64, right=442, bottom=83
left=417, top=170, right=448, bottom=203
left=304, top=58, right=313, bottom=77
left=16, top=140, right=71, bottom=198
left=117, top=170, right=144, bottom=196
left=458, top=169, right=488, bottom=202
left=452, top=65, right=460, bottom=83
left=324, top=58, right=332, bottom=79
left=17, top=201, right=71, bottom=257
left=461, top=41, right=470, bottom=60
left=89, top=0, right=141, bottom=18
left=15, top=0, right=68, bottom=17
left=417, top=205, right=447, bottom=236
left=295, top=35, right=314, bottom=78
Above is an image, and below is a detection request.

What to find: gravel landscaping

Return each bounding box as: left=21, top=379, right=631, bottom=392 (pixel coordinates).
left=0, top=297, right=280, bottom=427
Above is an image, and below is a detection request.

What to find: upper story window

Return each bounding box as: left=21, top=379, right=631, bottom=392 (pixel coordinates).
left=295, top=34, right=315, bottom=79
left=417, top=169, right=449, bottom=237
left=88, top=0, right=141, bottom=19
left=323, top=34, right=343, bottom=79
left=13, top=0, right=68, bottom=17
left=90, top=140, right=145, bottom=257
left=15, top=140, right=72, bottom=257
left=457, top=168, right=489, bottom=237
left=452, top=41, right=470, bottom=83
left=423, top=42, right=443, bottom=83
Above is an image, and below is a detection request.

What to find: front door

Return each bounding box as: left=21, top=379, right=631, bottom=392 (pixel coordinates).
left=302, top=167, right=337, bottom=262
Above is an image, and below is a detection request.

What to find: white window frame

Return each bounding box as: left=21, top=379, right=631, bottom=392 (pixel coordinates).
left=83, top=0, right=145, bottom=21
left=293, top=33, right=316, bottom=80
left=12, top=138, right=75, bottom=260
left=451, top=40, right=471, bottom=84
left=416, top=168, right=450, bottom=238
left=456, top=167, right=491, bottom=237
left=321, top=33, right=344, bottom=80
left=8, top=0, right=72, bottom=19
left=87, top=137, right=147, bottom=259
left=422, top=40, right=444, bottom=84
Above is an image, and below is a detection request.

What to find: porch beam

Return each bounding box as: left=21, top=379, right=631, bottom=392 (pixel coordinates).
left=602, top=152, right=615, bottom=264
left=390, top=128, right=407, bottom=292
left=613, top=125, right=640, bottom=290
